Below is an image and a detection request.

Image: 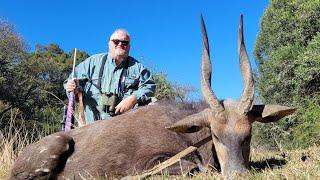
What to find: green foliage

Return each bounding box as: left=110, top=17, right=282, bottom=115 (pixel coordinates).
left=0, top=19, right=27, bottom=71
left=294, top=32, right=320, bottom=99
left=255, top=0, right=320, bottom=66
left=25, top=43, right=89, bottom=102
left=292, top=99, right=320, bottom=148
left=257, top=44, right=303, bottom=104
left=253, top=0, right=320, bottom=149
left=0, top=19, right=29, bottom=116
left=15, top=44, right=88, bottom=130
left=0, top=18, right=89, bottom=133
left=153, top=72, right=195, bottom=101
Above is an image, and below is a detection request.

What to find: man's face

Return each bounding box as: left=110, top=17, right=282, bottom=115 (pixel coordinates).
left=108, top=31, right=130, bottom=63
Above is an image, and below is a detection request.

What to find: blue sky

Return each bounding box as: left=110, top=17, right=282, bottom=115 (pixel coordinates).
left=0, top=0, right=269, bottom=100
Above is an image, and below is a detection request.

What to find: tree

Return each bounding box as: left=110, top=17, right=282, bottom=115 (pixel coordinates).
left=0, top=19, right=30, bottom=118
left=18, top=44, right=89, bottom=128
left=0, top=23, right=90, bottom=132
left=253, top=0, right=320, bottom=148
left=153, top=72, right=195, bottom=102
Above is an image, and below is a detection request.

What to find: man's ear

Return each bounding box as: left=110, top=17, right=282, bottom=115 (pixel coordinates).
left=165, top=108, right=211, bottom=133
left=249, top=104, right=297, bottom=123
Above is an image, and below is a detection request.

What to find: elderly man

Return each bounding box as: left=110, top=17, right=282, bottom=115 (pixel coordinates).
left=64, top=29, right=156, bottom=124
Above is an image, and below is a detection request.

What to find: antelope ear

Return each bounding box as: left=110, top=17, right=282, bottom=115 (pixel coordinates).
left=166, top=108, right=211, bottom=133
left=250, top=104, right=297, bottom=123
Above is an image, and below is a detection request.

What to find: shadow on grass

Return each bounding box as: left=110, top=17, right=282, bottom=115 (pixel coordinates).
left=249, top=158, right=287, bottom=172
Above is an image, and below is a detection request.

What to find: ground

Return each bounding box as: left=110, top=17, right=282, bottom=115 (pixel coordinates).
left=1, top=132, right=319, bottom=180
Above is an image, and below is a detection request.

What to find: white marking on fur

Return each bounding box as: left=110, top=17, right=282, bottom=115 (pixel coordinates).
left=43, top=168, right=50, bottom=173
left=50, top=155, right=58, bottom=159
left=65, top=143, right=69, bottom=151
left=55, top=135, right=61, bottom=138
left=39, top=147, right=47, bottom=153
left=35, top=168, right=50, bottom=173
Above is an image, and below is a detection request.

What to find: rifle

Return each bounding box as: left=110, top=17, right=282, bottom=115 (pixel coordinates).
left=64, top=48, right=77, bottom=132
left=61, top=80, right=88, bottom=130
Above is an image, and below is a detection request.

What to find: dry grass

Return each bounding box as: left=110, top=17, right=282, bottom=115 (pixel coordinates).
left=245, top=145, right=320, bottom=179
left=0, top=110, right=40, bottom=180
left=0, top=127, right=30, bottom=180
left=145, top=145, right=320, bottom=180
left=1, top=121, right=319, bottom=180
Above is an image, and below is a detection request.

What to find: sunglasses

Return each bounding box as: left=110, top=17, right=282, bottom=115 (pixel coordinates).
left=111, top=39, right=129, bottom=46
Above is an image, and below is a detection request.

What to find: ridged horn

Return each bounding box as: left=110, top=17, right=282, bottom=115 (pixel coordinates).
left=200, top=15, right=224, bottom=113
left=238, top=15, right=254, bottom=114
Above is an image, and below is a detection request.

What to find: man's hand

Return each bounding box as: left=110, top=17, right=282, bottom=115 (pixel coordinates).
left=66, top=79, right=77, bottom=93
left=115, top=95, right=137, bottom=115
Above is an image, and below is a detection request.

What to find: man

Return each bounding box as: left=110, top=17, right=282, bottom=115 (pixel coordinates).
left=64, top=29, right=156, bottom=124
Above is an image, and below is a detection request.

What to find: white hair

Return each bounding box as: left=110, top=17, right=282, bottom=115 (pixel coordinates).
left=109, top=29, right=130, bottom=40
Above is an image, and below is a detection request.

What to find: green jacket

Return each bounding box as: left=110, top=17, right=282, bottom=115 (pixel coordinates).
left=64, top=53, right=156, bottom=123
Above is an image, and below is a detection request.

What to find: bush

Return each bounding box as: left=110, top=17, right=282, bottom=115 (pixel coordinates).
left=291, top=99, right=320, bottom=148
left=253, top=0, right=320, bottom=149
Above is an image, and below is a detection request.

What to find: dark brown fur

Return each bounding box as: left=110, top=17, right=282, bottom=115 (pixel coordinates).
left=10, top=103, right=213, bottom=179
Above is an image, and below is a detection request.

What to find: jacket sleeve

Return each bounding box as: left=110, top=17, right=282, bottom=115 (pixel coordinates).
left=132, top=66, right=156, bottom=104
